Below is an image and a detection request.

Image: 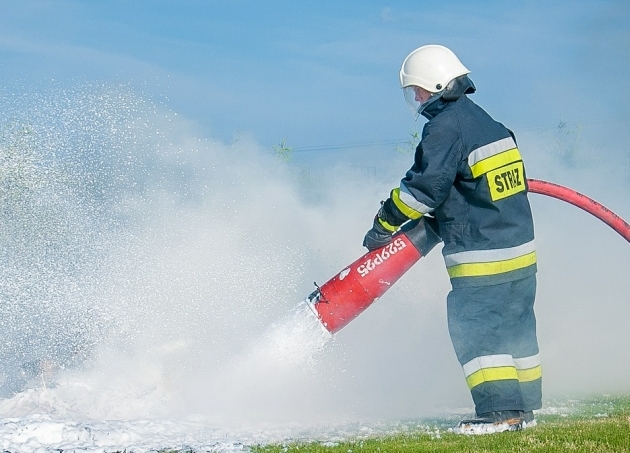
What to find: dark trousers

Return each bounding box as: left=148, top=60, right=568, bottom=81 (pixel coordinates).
left=447, top=274, right=542, bottom=415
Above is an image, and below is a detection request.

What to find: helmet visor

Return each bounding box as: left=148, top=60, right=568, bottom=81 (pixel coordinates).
left=403, top=86, right=422, bottom=119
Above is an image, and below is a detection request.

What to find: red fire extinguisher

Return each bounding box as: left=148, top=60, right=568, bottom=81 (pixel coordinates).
left=307, top=179, right=630, bottom=334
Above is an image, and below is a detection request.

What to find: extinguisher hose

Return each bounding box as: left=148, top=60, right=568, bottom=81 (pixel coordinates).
left=527, top=178, right=630, bottom=243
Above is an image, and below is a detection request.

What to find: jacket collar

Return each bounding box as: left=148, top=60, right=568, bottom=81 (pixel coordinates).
left=420, top=95, right=450, bottom=120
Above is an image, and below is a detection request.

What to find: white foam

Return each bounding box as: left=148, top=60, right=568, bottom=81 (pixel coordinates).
left=0, top=301, right=336, bottom=451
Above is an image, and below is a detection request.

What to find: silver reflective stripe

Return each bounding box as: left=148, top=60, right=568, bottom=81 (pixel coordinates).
left=399, top=181, right=434, bottom=214
left=468, top=137, right=517, bottom=168
left=444, top=240, right=536, bottom=267
left=514, top=354, right=540, bottom=370
left=462, top=354, right=514, bottom=378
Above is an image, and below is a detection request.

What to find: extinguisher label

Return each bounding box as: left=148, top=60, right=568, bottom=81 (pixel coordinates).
left=356, top=238, right=407, bottom=277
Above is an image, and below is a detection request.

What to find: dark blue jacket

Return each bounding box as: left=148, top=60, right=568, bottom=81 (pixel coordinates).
left=382, top=79, right=536, bottom=287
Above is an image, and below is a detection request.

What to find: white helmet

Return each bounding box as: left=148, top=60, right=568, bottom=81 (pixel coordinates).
left=400, top=45, right=470, bottom=116
left=400, top=44, right=470, bottom=92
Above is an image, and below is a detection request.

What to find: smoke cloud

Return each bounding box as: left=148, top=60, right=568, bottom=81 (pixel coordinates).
left=0, top=81, right=628, bottom=431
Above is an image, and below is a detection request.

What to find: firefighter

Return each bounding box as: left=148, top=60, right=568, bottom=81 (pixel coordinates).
left=363, top=44, right=542, bottom=434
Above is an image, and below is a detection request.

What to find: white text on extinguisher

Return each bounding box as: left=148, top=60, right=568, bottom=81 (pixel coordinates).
left=356, top=238, right=407, bottom=277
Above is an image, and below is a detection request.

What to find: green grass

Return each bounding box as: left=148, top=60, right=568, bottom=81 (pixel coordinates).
left=251, top=395, right=630, bottom=453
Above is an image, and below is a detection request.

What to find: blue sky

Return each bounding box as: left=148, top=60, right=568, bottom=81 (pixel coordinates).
left=0, top=0, right=629, bottom=166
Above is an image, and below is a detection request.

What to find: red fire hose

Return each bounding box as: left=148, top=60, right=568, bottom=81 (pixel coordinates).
left=527, top=179, right=630, bottom=242
left=307, top=178, right=630, bottom=334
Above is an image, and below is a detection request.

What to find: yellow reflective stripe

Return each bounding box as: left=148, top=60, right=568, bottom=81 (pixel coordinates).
left=466, top=366, right=518, bottom=389
left=517, top=365, right=542, bottom=383
left=445, top=241, right=535, bottom=267
left=448, top=251, right=537, bottom=278
left=377, top=217, right=398, bottom=233
left=391, top=188, right=423, bottom=220
left=469, top=137, right=517, bottom=167
left=470, top=148, right=522, bottom=178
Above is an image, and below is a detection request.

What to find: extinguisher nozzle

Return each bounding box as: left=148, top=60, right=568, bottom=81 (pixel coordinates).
left=302, top=294, right=333, bottom=334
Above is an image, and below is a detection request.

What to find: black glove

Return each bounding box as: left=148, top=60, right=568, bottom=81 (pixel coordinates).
left=363, top=217, right=394, bottom=251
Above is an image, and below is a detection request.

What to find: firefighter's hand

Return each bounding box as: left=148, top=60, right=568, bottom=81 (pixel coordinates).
left=363, top=217, right=394, bottom=251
